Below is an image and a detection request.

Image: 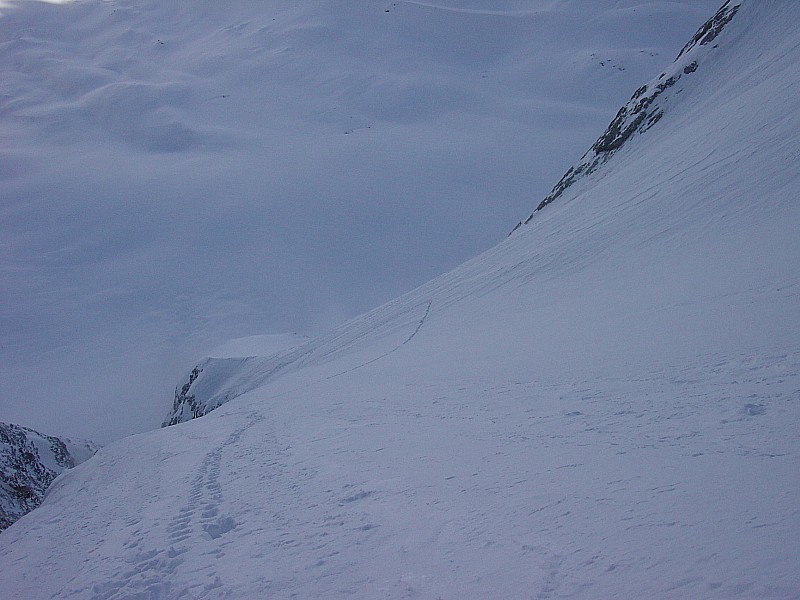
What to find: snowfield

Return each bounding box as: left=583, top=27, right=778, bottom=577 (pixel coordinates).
left=1, top=0, right=799, bottom=598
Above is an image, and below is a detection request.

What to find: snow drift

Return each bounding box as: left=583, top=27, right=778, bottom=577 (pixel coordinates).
left=1, top=1, right=799, bottom=598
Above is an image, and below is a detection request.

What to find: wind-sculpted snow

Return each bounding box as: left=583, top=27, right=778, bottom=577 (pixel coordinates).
left=0, top=422, right=97, bottom=530
left=1, top=1, right=800, bottom=597
left=512, top=0, right=743, bottom=232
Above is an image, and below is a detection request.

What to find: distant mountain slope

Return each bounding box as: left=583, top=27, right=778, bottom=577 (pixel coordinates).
left=511, top=0, right=742, bottom=232
left=0, top=1, right=798, bottom=598
left=0, top=422, right=97, bottom=530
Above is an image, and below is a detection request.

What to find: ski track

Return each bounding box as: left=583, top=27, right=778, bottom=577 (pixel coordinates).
left=324, top=299, right=432, bottom=380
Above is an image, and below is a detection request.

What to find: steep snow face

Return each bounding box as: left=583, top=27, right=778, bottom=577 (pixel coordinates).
left=1, top=1, right=799, bottom=598
left=0, top=422, right=97, bottom=530
left=512, top=0, right=743, bottom=229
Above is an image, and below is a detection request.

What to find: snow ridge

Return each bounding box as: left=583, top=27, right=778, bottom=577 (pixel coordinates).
left=511, top=0, right=742, bottom=233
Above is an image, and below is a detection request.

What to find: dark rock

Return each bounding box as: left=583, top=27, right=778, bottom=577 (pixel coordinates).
left=676, top=1, right=740, bottom=60
left=163, top=366, right=204, bottom=427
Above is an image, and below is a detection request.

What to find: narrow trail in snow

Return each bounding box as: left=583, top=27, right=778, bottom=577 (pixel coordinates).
left=324, top=299, right=432, bottom=381
left=92, top=414, right=265, bottom=600
left=171, top=415, right=262, bottom=546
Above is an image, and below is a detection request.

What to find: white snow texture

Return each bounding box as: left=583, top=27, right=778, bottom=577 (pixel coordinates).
left=1, top=0, right=799, bottom=598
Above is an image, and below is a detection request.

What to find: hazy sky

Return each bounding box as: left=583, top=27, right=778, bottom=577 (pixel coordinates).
left=0, top=0, right=723, bottom=442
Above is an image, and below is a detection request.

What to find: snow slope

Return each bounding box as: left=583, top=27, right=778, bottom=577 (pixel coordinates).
left=0, top=0, right=722, bottom=442
left=1, top=0, right=799, bottom=598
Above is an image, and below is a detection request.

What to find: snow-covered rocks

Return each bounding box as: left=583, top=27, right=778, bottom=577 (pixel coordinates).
left=163, top=333, right=311, bottom=426
left=512, top=0, right=743, bottom=230
left=0, top=422, right=97, bottom=530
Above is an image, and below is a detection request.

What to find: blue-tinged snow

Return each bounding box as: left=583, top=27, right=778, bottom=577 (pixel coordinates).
left=0, top=1, right=798, bottom=597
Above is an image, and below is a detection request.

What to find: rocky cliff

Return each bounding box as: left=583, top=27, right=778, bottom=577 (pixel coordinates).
left=0, top=422, right=97, bottom=531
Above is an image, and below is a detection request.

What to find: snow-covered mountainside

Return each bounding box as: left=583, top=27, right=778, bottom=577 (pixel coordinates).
left=1, top=1, right=799, bottom=598
left=162, top=0, right=735, bottom=430
left=511, top=0, right=742, bottom=231
left=161, top=305, right=438, bottom=426
left=0, top=0, right=723, bottom=443
left=0, top=422, right=97, bottom=531
left=164, top=0, right=749, bottom=427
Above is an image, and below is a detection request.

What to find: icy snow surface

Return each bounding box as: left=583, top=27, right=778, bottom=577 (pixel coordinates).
left=1, top=0, right=799, bottom=598
left=0, top=0, right=722, bottom=442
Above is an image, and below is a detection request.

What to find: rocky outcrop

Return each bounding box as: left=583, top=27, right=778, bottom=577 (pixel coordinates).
left=163, top=366, right=205, bottom=427
left=0, top=422, right=97, bottom=531
left=163, top=333, right=317, bottom=427
left=162, top=356, right=277, bottom=427
left=511, top=0, right=742, bottom=234
left=163, top=304, right=437, bottom=427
